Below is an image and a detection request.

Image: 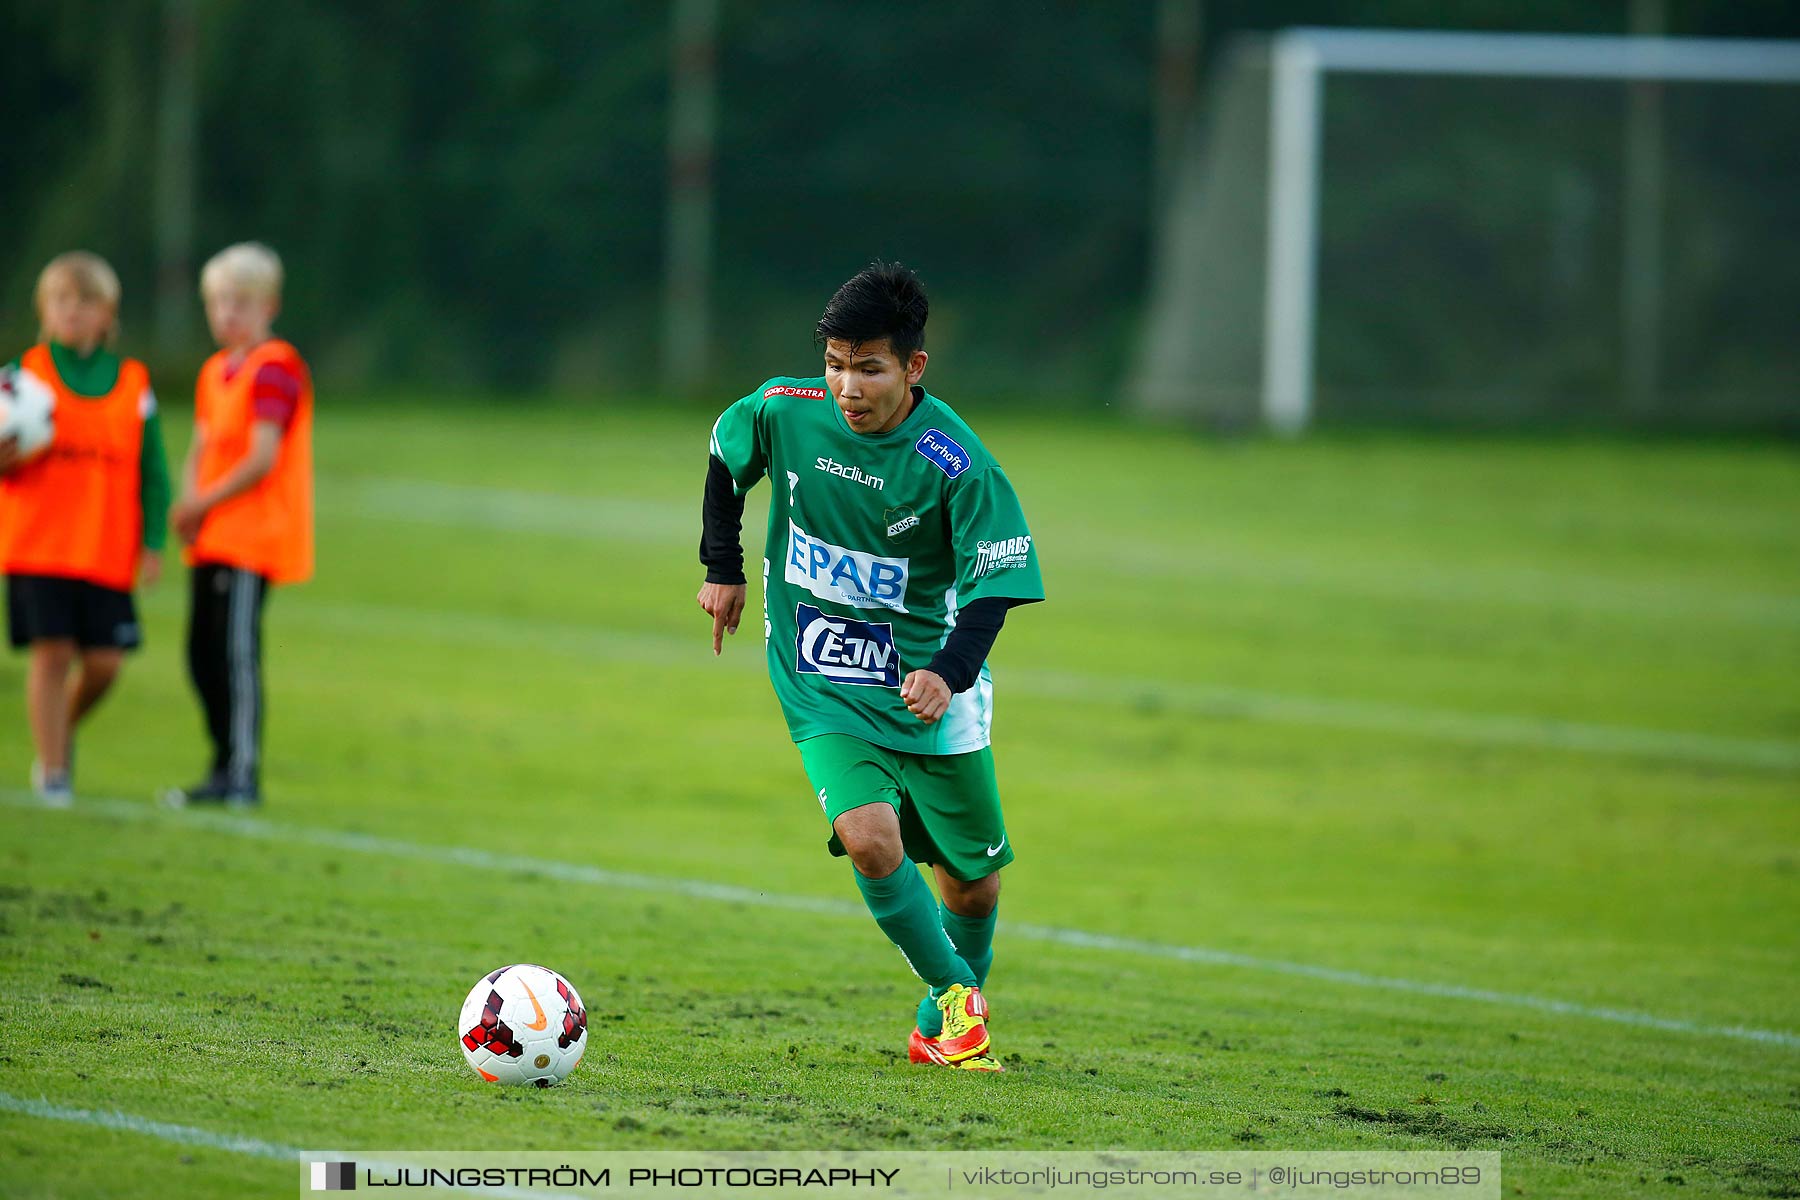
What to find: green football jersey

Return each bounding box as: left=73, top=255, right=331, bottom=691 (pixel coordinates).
left=710, top=376, right=1045, bottom=755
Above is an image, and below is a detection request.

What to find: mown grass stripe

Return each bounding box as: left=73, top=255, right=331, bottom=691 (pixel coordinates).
left=129, top=591, right=1800, bottom=774
left=324, top=474, right=1800, bottom=631
left=7, top=791, right=1794, bottom=1051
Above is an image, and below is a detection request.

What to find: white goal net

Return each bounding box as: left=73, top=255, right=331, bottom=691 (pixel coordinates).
left=1133, top=29, right=1800, bottom=433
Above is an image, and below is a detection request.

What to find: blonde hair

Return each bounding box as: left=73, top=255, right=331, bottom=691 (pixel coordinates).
left=201, top=241, right=284, bottom=301
left=35, top=251, right=122, bottom=344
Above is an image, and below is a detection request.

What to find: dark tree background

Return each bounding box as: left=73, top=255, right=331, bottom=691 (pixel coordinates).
left=4, top=1, right=1796, bottom=405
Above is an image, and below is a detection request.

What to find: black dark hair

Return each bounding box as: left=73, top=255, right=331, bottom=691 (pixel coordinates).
left=814, top=261, right=928, bottom=360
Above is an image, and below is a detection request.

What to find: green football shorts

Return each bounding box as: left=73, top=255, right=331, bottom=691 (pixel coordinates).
left=797, top=733, right=1015, bottom=881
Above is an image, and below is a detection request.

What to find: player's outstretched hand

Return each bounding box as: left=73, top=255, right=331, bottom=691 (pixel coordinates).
left=901, top=669, right=951, bottom=724
left=696, top=582, right=747, bottom=656
left=139, top=550, right=162, bottom=589
left=0, top=435, right=20, bottom=475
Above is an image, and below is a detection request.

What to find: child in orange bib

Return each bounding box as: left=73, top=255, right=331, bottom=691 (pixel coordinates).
left=1, top=252, right=171, bottom=805
left=165, top=243, right=314, bottom=808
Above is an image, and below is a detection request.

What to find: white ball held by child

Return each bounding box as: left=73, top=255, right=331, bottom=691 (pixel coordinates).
left=0, top=367, right=56, bottom=461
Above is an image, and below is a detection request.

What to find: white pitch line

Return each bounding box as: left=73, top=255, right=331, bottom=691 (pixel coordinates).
left=1012, top=668, right=1800, bottom=773
left=0, top=1093, right=549, bottom=1198
left=0, top=1091, right=300, bottom=1160
left=1004, top=923, right=1800, bottom=1047
left=323, top=477, right=693, bottom=545
left=6, top=791, right=1795, bottom=1052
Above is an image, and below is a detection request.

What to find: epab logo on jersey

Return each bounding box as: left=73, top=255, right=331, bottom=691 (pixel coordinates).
left=795, top=603, right=900, bottom=688
left=915, top=428, right=971, bottom=479
left=785, top=519, right=910, bottom=613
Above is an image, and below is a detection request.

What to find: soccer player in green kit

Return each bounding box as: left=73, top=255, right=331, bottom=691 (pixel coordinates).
left=696, top=262, right=1043, bottom=1073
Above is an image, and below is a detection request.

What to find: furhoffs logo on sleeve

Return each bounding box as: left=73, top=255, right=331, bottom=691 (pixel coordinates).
left=310, top=1161, right=356, bottom=1190
left=915, top=428, right=971, bottom=479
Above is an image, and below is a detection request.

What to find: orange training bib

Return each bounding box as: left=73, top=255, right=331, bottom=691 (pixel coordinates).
left=187, top=339, right=314, bottom=585
left=0, top=344, right=148, bottom=591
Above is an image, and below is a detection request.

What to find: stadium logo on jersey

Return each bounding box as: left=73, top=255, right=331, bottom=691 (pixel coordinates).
left=795, top=603, right=900, bottom=688
left=974, top=535, right=1032, bottom=577
left=764, top=384, right=828, bottom=400
left=786, top=519, right=910, bottom=613
left=884, top=506, right=919, bottom=543
left=915, top=428, right=971, bottom=479
left=814, top=456, right=884, bottom=491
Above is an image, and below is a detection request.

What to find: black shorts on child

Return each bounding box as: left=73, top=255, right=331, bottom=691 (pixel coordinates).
left=6, top=573, right=141, bottom=651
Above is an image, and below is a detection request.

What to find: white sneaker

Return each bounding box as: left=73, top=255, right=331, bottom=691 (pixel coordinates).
left=29, top=761, right=73, bottom=809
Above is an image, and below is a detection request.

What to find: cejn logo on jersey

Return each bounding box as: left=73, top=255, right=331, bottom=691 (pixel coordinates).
left=795, top=603, right=900, bottom=688
left=785, top=519, right=910, bottom=613
left=974, top=534, right=1032, bottom=577
left=814, top=456, right=884, bottom=491
left=915, top=428, right=971, bottom=479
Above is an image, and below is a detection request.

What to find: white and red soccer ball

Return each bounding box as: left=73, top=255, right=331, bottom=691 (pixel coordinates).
left=458, top=964, right=587, bottom=1087
left=0, top=366, right=55, bottom=461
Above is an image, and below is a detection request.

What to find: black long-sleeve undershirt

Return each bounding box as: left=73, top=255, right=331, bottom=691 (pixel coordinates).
left=925, top=596, right=1009, bottom=693
left=698, top=454, right=1010, bottom=693
left=699, top=454, right=748, bottom=586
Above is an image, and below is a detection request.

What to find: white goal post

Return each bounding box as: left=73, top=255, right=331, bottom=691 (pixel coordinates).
left=1136, top=28, right=1800, bottom=434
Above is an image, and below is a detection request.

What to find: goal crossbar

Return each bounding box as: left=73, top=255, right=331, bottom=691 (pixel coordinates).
left=1282, top=28, right=1800, bottom=84
left=1259, top=29, right=1800, bottom=433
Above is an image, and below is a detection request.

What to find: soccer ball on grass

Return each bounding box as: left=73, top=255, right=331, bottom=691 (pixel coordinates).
left=458, top=964, right=588, bottom=1087
left=0, top=367, right=55, bottom=462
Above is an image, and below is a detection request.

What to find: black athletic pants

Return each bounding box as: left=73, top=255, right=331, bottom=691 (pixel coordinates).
left=186, top=563, right=270, bottom=793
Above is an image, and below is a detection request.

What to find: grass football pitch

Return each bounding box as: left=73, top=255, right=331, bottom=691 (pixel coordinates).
left=1, top=401, right=1796, bottom=1199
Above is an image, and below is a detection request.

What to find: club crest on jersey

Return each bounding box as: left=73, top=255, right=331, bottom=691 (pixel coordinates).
left=795, top=603, right=900, bottom=688
left=915, top=428, right=971, bottom=479
left=884, top=506, right=919, bottom=543
left=785, top=519, right=910, bottom=613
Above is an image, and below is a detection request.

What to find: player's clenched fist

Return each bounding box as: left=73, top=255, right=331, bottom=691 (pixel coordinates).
left=696, top=582, right=747, bottom=656
left=901, top=669, right=951, bottom=724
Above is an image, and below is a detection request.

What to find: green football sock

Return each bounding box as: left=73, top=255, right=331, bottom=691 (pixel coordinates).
left=917, top=903, right=997, bottom=1036
left=917, top=993, right=943, bottom=1037
left=854, top=857, right=976, bottom=993
left=941, top=903, right=996, bottom=988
